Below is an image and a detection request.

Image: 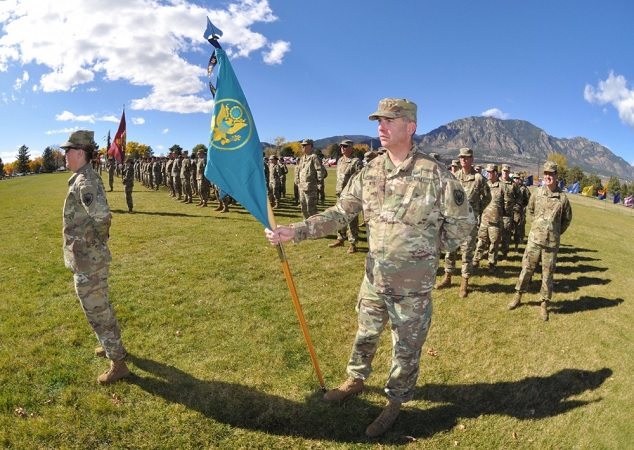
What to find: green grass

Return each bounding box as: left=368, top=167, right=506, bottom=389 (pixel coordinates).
left=1, top=170, right=632, bottom=449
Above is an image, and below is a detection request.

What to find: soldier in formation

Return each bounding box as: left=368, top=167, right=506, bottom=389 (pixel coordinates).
left=122, top=158, right=134, bottom=213
left=473, top=163, right=505, bottom=271
left=508, top=161, right=572, bottom=320
left=294, top=139, right=324, bottom=219
left=268, top=155, right=284, bottom=208
left=328, top=139, right=363, bottom=254
left=436, top=147, right=490, bottom=297
left=499, top=164, right=519, bottom=259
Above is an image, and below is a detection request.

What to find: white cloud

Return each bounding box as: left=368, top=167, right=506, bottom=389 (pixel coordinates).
left=0, top=0, right=288, bottom=114
left=481, top=108, right=509, bottom=120
left=584, top=71, right=634, bottom=128
left=55, top=110, right=120, bottom=123
left=132, top=117, right=145, bottom=125
left=263, top=40, right=290, bottom=65
left=13, top=70, right=28, bottom=90
left=45, top=126, right=80, bottom=135
left=162, top=128, right=169, bottom=134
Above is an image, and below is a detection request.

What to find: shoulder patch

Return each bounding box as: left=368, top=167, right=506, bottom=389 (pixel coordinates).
left=82, top=192, right=94, bottom=206
left=454, top=189, right=465, bottom=206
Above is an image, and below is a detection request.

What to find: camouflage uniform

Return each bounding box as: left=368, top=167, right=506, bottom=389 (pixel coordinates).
left=515, top=184, right=572, bottom=302
left=318, top=162, right=328, bottom=205
left=443, top=163, right=490, bottom=278
left=172, top=155, right=182, bottom=199
left=196, top=151, right=210, bottom=206
left=334, top=150, right=363, bottom=245
left=63, top=161, right=126, bottom=361
left=513, top=181, right=531, bottom=249
left=500, top=166, right=519, bottom=256
left=291, top=146, right=474, bottom=403
left=473, top=169, right=505, bottom=267
left=180, top=153, right=193, bottom=203
left=122, top=160, right=134, bottom=212
left=268, top=156, right=283, bottom=207
left=107, top=158, right=115, bottom=191
left=166, top=156, right=175, bottom=197
left=294, top=141, right=324, bottom=219
left=280, top=163, right=288, bottom=198
left=152, top=158, right=162, bottom=190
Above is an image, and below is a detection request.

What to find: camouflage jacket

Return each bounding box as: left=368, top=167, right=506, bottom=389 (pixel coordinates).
left=500, top=178, right=518, bottom=217
left=335, top=155, right=363, bottom=195
left=292, top=147, right=475, bottom=297
left=196, top=158, right=206, bottom=180
left=294, top=153, right=323, bottom=191
left=514, top=185, right=531, bottom=211
left=456, top=168, right=491, bottom=216
left=62, top=163, right=112, bottom=273
left=123, top=165, right=134, bottom=187
left=180, top=157, right=191, bottom=178
left=165, top=159, right=174, bottom=177
left=527, top=185, right=572, bottom=248
left=268, top=163, right=283, bottom=188
left=152, top=161, right=162, bottom=175
left=481, top=180, right=504, bottom=226
left=171, top=158, right=182, bottom=177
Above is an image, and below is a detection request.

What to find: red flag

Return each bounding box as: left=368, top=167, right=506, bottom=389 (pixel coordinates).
left=108, top=110, right=126, bottom=163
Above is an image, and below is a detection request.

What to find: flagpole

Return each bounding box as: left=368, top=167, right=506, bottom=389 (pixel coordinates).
left=267, top=202, right=327, bottom=391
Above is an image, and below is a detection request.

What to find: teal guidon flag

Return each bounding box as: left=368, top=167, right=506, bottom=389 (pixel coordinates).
left=204, top=42, right=270, bottom=229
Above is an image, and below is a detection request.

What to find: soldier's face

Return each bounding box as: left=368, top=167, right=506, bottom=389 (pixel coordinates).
left=543, top=172, right=557, bottom=190
left=488, top=171, right=498, bottom=182
left=302, top=144, right=312, bottom=154
left=65, top=148, right=86, bottom=172
left=341, top=145, right=353, bottom=157
left=459, top=156, right=472, bottom=170
left=377, top=117, right=415, bottom=149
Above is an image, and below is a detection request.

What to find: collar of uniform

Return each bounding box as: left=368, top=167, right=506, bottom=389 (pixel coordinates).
left=384, top=145, right=417, bottom=177
left=68, top=162, right=91, bottom=185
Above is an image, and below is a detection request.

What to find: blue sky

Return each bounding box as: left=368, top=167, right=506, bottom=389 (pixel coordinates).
left=1, top=0, right=633, bottom=168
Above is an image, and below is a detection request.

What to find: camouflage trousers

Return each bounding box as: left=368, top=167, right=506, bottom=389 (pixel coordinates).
left=198, top=178, right=211, bottom=202
left=124, top=185, right=133, bottom=211
left=181, top=177, right=192, bottom=201
left=513, top=210, right=526, bottom=247
left=299, top=189, right=318, bottom=219
left=515, top=240, right=558, bottom=302
left=168, top=175, right=175, bottom=196
left=73, top=266, right=126, bottom=361
left=443, top=222, right=478, bottom=278
left=473, top=223, right=501, bottom=265
left=173, top=176, right=182, bottom=197
left=347, top=292, right=433, bottom=403
left=500, top=217, right=513, bottom=255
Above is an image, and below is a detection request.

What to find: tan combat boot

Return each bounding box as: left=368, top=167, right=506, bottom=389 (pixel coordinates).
left=459, top=277, right=468, bottom=298
left=508, top=292, right=522, bottom=310
left=328, top=239, right=344, bottom=248
left=214, top=202, right=224, bottom=211
left=323, top=378, right=364, bottom=402
left=365, top=400, right=401, bottom=438
left=347, top=244, right=357, bottom=254
left=540, top=301, right=549, bottom=321
left=95, top=346, right=106, bottom=358
left=97, top=360, right=131, bottom=385
left=434, top=273, right=451, bottom=289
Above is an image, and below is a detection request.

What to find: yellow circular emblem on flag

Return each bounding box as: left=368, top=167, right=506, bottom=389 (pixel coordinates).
left=210, top=98, right=253, bottom=151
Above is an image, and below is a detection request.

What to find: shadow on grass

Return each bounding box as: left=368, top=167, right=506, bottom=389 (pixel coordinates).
left=111, top=209, right=207, bottom=218
left=549, top=296, right=624, bottom=314
left=556, top=264, right=608, bottom=275
left=126, top=355, right=611, bottom=444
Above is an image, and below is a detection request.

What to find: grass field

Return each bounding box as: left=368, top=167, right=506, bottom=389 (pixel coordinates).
left=1, top=169, right=632, bottom=449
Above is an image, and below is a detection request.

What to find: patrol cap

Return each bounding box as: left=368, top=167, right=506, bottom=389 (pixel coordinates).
left=269, top=155, right=278, bottom=160
left=197, top=148, right=206, bottom=154
left=300, top=139, right=313, bottom=146
left=60, top=130, right=95, bottom=150
left=486, top=163, right=498, bottom=172
left=543, top=161, right=558, bottom=173
left=458, top=147, right=473, bottom=157
left=501, top=163, right=511, bottom=171
left=368, top=98, right=417, bottom=123
left=451, top=159, right=460, bottom=167
left=339, top=139, right=353, bottom=147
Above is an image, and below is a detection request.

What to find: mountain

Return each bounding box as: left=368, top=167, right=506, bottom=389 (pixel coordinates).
left=415, top=117, right=634, bottom=180
left=306, top=117, right=633, bottom=180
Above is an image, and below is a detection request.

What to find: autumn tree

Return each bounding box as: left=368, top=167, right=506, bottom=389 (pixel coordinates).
left=169, top=144, right=183, bottom=156
left=29, top=157, right=43, bottom=174
left=16, top=145, right=31, bottom=173
left=126, top=141, right=153, bottom=159
left=0, top=157, right=4, bottom=177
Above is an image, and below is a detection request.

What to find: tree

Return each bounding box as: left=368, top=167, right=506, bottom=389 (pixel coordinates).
left=29, top=157, right=43, bottom=174
left=169, top=144, right=183, bottom=156
left=126, top=141, right=152, bottom=159
left=565, top=165, right=584, bottom=185
left=281, top=141, right=302, bottom=157
left=0, top=157, right=4, bottom=177
left=16, top=145, right=31, bottom=173
left=581, top=174, right=603, bottom=196
left=192, top=143, right=207, bottom=154
left=547, top=152, right=568, bottom=182
left=352, top=143, right=370, bottom=160
left=326, top=143, right=341, bottom=160
left=42, top=147, right=57, bottom=173
left=280, top=146, right=295, bottom=158
left=606, top=176, right=621, bottom=195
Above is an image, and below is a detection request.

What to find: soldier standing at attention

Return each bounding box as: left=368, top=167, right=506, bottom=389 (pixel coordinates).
left=268, top=155, right=283, bottom=208
left=473, top=164, right=505, bottom=271
left=123, top=158, right=134, bottom=213
left=512, top=175, right=531, bottom=250
left=294, top=139, right=324, bottom=219
left=166, top=153, right=175, bottom=197
left=508, top=161, right=572, bottom=320
left=435, top=147, right=490, bottom=297
left=196, top=148, right=210, bottom=207
left=107, top=157, right=116, bottom=192
left=180, top=151, right=193, bottom=203
left=499, top=164, right=519, bottom=258
left=329, top=139, right=363, bottom=254
left=280, top=160, right=288, bottom=198
left=318, top=156, right=328, bottom=205
left=61, top=130, right=130, bottom=384
left=172, top=152, right=183, bottom=200
left=266, top=98, right=474, bottom=437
